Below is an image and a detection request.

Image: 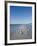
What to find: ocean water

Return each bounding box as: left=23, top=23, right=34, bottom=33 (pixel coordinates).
left=10, top=23, right=32, bottom=32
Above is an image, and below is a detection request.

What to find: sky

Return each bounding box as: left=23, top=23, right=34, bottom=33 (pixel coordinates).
left=10, top=6, right=32, bottom=24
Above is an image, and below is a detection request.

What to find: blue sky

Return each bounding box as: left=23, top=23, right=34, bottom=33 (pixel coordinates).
left=10, top=6, right=32, bottom=24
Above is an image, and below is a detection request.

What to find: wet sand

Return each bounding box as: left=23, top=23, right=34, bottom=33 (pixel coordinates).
left=10, top=30, right=32, bottom=40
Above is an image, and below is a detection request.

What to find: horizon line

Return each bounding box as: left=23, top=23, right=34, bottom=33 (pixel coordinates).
left=10, top=23, right=32, bottom=25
